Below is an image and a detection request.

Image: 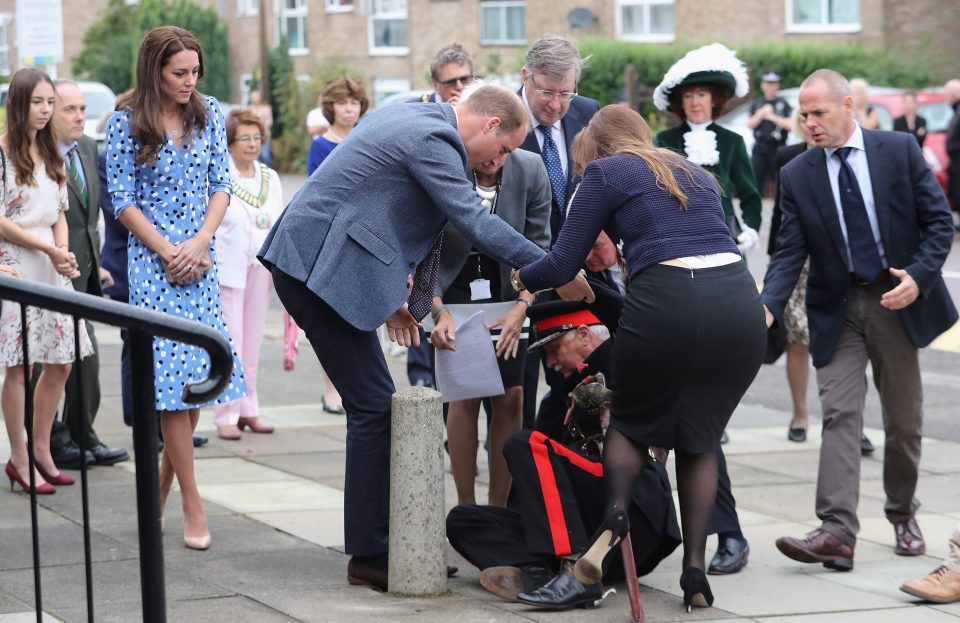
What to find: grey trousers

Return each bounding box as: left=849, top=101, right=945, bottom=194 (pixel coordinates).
left=815, top=280, right=922, bottom=548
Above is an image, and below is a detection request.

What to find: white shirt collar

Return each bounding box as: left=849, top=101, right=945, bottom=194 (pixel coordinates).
left=825, top=123, right=864, bottom=159
left=521, top=86, right=560, bottom=132
left=450, top=104, right=459, bottom=128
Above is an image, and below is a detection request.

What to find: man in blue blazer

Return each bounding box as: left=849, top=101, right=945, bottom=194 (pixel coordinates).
left=516, top=34, right=601, bottom=430
left=762, top=70, right=957, bottom=571
left=259, top=85, right=593, bottom=590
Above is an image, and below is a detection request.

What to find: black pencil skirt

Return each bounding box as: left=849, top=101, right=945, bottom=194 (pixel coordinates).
left=610, top=261, right=766, bottom=454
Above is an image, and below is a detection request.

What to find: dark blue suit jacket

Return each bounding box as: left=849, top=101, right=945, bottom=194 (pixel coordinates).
left=762, top=128, right=957, bottom=368
left=517, top=88, right=600, bottom=243
left=98, top=150, right=129, bottom=302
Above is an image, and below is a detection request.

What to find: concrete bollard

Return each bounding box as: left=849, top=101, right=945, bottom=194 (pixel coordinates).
left=388, top=386, right=446, bottom=595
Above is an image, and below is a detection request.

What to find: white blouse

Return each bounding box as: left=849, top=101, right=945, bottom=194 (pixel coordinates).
left=215, top=156, right=284, bottom=288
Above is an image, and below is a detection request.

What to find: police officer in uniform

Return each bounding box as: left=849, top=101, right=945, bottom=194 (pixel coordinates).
left=746, top=71, right=793, bottom=197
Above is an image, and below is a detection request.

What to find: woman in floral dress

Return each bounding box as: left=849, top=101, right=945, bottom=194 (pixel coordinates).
left=0, top=68, right=93, bottom=495
left=105, top=26, right=246, bottom=551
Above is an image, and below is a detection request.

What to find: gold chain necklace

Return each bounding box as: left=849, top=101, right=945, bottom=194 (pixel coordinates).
left=231, top=162, right=270, bottom=209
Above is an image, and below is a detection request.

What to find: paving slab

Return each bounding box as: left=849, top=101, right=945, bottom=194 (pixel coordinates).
left=755, top=606, right=960, bottom=622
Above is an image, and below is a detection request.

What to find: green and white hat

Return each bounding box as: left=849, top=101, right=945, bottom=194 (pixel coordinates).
left=653, top=43, right=750, bottom=111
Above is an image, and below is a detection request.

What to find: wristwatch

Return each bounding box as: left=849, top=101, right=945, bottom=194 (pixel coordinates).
left=510, top=268, right=526, bottom=292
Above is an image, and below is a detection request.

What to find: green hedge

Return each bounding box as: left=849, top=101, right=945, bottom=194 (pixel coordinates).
left=576, top=38, right=938, bottom=107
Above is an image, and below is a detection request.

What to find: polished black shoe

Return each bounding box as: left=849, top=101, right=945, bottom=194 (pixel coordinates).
left=788, top=427, right=807, bottom=442
left=517, top=559, right=603, bottom=610
left=52, top=442, right=95, bottom=470
left=860, top=434, right=874, bottom=456
left=90, top=443, right=129, bottom=466
left=708, top=537, right=749, bottom=575
left=193, top=434, right=209, bottom=448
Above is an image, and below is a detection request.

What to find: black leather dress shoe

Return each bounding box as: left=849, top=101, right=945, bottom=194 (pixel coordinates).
left=52, top=442, right=95, bottom=470
left=708, top=537, right=750, bottom=575
left=348, top=555, right=388, bottom=591
left=193, top=434, right=209, bottom=448
left=788, top=427, right=807, bottom=442
left=860, top=434, right=874, bottom=456
left=517, top=559, right=603, bottom=610
left=91, top=443, right=129, bottom=465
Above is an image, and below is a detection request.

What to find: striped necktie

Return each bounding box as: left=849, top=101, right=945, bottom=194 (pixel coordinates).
left=68, top=147, right=88, bottom=206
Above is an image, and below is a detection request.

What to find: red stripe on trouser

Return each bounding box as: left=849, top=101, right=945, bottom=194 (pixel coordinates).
left=529, top=431, right=572, bottom=555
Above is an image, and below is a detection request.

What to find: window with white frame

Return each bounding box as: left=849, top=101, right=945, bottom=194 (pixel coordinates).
left=786, top=0, right=860, bottom=32
left=237, top=0, right=258, bottom=17
left=480, top=1, right=526, bottom=45
left=275, top=0, right=309, bottom=54
left=616, top=0, right=674, bottom=42
left=0, top=15, right=9, bottom=77
left=326, top=0, right=354, bottom=12
left=368, top=0, right=408, bottom=55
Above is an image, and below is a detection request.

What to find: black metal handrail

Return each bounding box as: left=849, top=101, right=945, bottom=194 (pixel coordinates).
left=0, top=274, right=233, bottom=623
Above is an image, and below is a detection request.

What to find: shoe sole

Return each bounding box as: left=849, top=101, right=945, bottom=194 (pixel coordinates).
left=776, top=540, right=853, bottom=571
left=347, top=573, right=387, bottom=592
left=515, top=594, right=603, bottom=610
left=899, top=585, right=960, bottom=604
left=895, top=547, right=927, bottom=556
left=479, top=569, right=524, bottom=602
left=574, top=529, right=614, bottom=585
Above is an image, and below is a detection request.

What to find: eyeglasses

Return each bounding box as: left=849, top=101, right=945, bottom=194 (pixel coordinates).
left=436, top=74, right=475, bottom=88
left=530, top=77, right=577, bottom=102
left=235, top=134, right=263, bottom=144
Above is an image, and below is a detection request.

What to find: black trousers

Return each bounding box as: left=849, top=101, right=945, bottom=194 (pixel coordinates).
left=751, top=142, right=780, bottom=198
left=447, top=429, right=680, bottom=579
left=709, top=444, right=742, bottom=536
left=273, top=268, right=395, bottom=557
left=48, top=321, right=102, bottom=450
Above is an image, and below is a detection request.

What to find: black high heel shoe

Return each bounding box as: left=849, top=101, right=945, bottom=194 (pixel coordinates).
left=680, top=567, right=714, bottom=612
left=573, top=509, right=629, bottom=585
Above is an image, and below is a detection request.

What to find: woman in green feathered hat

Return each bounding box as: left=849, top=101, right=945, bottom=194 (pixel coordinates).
left=654, top=43, right=762, bottom=252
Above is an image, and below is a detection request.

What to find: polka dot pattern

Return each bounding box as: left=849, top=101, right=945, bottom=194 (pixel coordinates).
left=104, top=97, right=246, bottom=411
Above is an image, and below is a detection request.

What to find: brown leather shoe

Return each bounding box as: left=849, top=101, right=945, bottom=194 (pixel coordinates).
left=894, top=518, right=926, bottom=556
left=775, top=529, right=854, bottom=571
left=900, top=565, right=960, bottom=603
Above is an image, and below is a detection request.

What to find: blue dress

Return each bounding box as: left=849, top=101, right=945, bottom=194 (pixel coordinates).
left=105, top=96, right=246, bottom=411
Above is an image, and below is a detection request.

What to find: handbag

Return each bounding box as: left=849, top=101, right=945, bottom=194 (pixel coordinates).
left=763, top=321, right=786, bottom=364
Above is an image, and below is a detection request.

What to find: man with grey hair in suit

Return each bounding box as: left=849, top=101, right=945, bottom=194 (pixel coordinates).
left=259, top=84, right=593, bottom=592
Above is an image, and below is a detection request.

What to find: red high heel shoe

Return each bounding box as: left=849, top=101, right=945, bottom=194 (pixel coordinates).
left=36, top=462, right=75, bottom=486
left=237, top=417, right=274, bottom=434
left=5, top=460, right=56, bottom=495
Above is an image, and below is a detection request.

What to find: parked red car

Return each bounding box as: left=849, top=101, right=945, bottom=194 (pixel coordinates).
left=867, top=90, right=953, bottom=200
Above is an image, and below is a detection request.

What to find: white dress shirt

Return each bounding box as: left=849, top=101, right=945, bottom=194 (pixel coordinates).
left=823, top=124, right=888, bottom=269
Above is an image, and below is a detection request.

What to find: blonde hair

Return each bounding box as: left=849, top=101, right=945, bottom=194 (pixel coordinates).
left=571, top=104, right=701, bottom=209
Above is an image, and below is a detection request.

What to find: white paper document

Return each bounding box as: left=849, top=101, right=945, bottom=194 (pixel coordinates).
left=433, top=311, right=505, bottom=402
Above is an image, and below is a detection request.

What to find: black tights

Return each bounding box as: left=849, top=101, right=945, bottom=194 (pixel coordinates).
left=602, top=427, right=718, bottom=571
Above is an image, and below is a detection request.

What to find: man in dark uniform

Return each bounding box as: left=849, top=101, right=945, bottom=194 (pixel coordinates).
left=747, top=70, right=793, bottom=197
left=447, top=290, right=682, bottom=610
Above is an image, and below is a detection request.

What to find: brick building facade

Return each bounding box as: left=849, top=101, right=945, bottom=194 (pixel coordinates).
left=0, top=0, right=957, bottom=105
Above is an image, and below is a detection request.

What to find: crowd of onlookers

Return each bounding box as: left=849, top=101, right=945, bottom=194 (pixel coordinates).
left=1, top=22, right=958, bottom=615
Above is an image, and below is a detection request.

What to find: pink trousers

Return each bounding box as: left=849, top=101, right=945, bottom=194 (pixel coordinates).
left=214, top=263, right=273, bottom=426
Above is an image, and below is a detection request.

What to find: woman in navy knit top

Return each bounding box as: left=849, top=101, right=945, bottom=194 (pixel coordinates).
left=513, top=105, right=765, bottom=612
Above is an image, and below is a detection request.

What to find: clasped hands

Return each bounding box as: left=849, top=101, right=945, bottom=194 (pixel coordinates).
left=162, top=235, right=212, bottom=286
left=48, top=245, right=80, bottom=279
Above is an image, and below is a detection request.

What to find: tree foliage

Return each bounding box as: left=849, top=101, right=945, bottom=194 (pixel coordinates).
left=576, top=38, right=937, bottom=108
left=73, top=0, right=231, bottom=102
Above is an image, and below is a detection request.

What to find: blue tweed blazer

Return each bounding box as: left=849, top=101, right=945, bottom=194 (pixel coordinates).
left=259, top=102, right=546, bottom=331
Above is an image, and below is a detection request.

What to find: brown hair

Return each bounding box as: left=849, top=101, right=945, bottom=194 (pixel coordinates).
left=667, top=83, right=730, bottom=121
left=321, top=75, right=369, bottom=125
left=460, top=85, right=528, bottom=133
left=116, top=26, right=208, bottom=165
left=571, top=104, right=701, bottom=209
left=4, top=68, right=65, bottom=187
left=225, top=108, right=267, bottom=144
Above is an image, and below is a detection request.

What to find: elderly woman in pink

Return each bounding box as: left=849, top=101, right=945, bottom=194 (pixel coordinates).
left=213, top=108, right=286, bottom=440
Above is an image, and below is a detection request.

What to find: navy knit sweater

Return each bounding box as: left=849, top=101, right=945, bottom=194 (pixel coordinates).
left=520, top=154, right=739, bottom=291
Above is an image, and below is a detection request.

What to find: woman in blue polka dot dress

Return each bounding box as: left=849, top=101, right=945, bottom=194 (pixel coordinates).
left=105, top=26, right=246, bottom=551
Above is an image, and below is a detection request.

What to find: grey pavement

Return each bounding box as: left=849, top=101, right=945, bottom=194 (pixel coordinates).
left=0, top=174, right=958, bottom=621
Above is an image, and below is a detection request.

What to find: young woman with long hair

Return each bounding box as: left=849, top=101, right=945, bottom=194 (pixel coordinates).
left=105, top=26, right=246, bottom=551
left=0, top=68, right=93, bottom=494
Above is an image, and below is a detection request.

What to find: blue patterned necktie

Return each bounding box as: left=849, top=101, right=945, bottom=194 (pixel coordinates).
left=538, top=124, right=566, bottom=211
left=68, top=146, right=88, bottom=206
left=408, top=232, right=444, bottom=322
left=834, top=147, right=882, bottom=283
